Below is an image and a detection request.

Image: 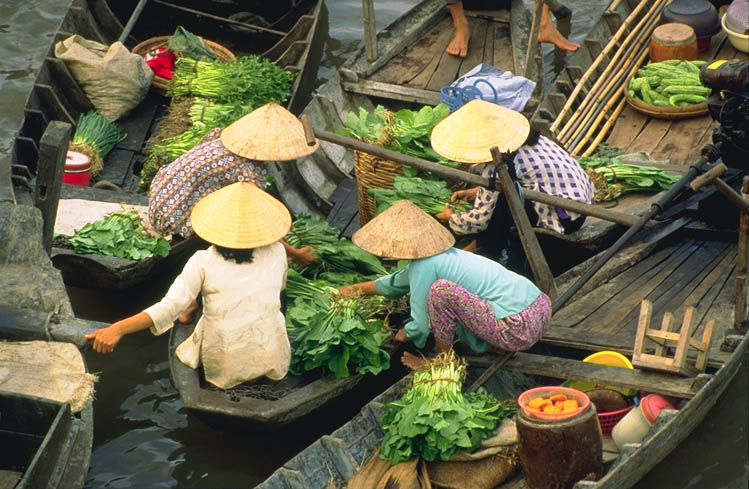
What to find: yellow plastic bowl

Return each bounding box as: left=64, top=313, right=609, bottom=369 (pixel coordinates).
left=723, top=14, right=749, bottom=53
left=568, top=351, right=635, bottom=396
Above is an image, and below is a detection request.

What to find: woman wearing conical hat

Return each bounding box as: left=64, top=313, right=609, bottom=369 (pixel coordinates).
left=340, top=200, right=552, bottom=370
left=86, top=182, right=293, bottom=388
left=430, top=100, right=594, bottom=258
left=148, top=102, right=321, bottom=266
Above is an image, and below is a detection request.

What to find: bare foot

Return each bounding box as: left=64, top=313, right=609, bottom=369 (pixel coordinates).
left=401, top=351, right=429, bottom=370
left=538, top=15, right=580, bottom=52
left=446, top=3, right=470, bottom=58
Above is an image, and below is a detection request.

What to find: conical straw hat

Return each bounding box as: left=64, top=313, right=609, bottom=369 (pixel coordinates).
left=431, top=100, right=530, bottom=163
left=190, top=182, right=291, bottom=249
left=221, top=103, right=319, bottom=161
left=352, top=200, right=455, bottom=259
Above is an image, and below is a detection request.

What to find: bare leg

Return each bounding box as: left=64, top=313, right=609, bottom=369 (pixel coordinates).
left=178, top=299, right=199, bottom=324
left=446, top=2, right=470, bottom=58
left=537, top=3, right=580, bottom=52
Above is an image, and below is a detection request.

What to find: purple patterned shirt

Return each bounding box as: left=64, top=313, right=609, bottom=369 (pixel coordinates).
left=449, top=136, right=596, bottom=235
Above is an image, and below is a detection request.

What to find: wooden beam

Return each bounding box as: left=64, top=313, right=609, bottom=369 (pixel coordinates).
left=362, top=0, right=378, bottom=62
left=34, top=121, right=71, bottom=254
left=491, top=147, right=557, bottom=299
left=341, top=80, right=441, bottom=105
left=736, top=176, right=749, bottom=329
left=524, top=0, right=542, bottom=79
left=465, top=351, right=703, bottom=399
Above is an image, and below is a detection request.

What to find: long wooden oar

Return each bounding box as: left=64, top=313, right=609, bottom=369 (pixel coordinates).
left=151, top=0, right=287, bottom=37
left=551, top=150, right=717, bottom=313
left=300, top=118, right=639, bottom=226
left=119, top=0, right=149, bottom=44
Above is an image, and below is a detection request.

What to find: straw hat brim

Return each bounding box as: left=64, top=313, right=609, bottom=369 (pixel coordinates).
left=221, top=102, right=319, bottom=161
left=352, top=200, right=455, bottom=260
left=190, top=182, right=291, bottom=249
left=431, top=100, right=530, bottom=164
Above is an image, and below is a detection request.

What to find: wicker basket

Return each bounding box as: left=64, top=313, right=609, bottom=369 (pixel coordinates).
left=131, top=36, right=236, bottom=95
left=354, top=150, right=404, bottom=225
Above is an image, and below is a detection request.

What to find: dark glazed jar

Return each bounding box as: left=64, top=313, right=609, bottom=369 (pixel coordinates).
left=662, top=0, right=721, bottom=50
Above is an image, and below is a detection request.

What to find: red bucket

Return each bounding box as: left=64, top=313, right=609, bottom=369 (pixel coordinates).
left=63, top=151, right=91, bottom=186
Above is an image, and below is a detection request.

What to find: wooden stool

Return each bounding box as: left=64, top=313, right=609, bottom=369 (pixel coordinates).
left=632, top=300, right=715, bottom=377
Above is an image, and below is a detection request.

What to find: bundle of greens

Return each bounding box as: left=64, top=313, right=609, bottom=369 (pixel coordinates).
left=285, top=270, right=391, bottom=378
left=337, top=104, right=459, bottom=171
left=368, top=176, right=472, bottom=216
left=70, top=111, right=126, bottom=177
left=285, top=214, right=387, bottom=282
left=170, top=55, right=295, bottom=105
left=578, top=152, right=680, bottom=202
left=379, top=351, right=514, bottom=465
left=67, top=210, right=170, bottom=260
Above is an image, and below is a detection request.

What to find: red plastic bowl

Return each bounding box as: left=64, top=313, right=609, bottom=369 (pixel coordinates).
left=518, top=386, right=591, bottom=421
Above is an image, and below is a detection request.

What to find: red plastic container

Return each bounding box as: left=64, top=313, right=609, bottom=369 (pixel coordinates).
left=518, top=386, right=590, bottom=421
left=598, top=405, right=634, bottom=436
left=63, top=151, right=91, bottom=186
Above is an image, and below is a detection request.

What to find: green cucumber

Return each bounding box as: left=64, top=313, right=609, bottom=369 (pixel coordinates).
left=668, top=94, right=707, bottom=106
left=662, top=85, right=712, bottom=96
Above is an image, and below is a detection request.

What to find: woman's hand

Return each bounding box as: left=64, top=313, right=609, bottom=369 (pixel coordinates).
left=451, top=187, right=479, bottom=203
left=85, top=325, right=124, bottom=354
left=293, top=245, right=320, bottom=267
left=339, top=280, right=378, bottom=296
left=434, top=202, right=453, bottom=223
left=392, top=327, right=410, bottom=343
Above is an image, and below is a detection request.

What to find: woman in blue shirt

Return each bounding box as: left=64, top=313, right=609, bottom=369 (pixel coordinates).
left=341, top=200, right=551, bottom=369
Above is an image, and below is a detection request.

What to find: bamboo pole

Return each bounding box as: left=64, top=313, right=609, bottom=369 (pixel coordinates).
left=150, top=0, right=287, bottom=36
left=491, top=147, right=558, bottom=299
left=736, top=176, right=749, bottom=329
left=556, top=0, right=667, bottom=142
left=570, top=47, right=649, bottom=155
left=581, top=97, right=628, bottom=157
left=524, top=0, right=543, bottom=80
left=607, top=0, right=624, bottom=12
left=363, top=0, right=378, bottom=62
left=298, top=117, right=641, bottom=226
left=559, top=11, right=658, bottom=149
left=550, top=0, right=652, bottom=132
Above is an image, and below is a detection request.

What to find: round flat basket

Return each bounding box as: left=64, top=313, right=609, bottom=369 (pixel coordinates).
left=354, top=150, right=403, bottom=225
left=623, top=74, right=708, bottom=120
left=132, top=36, right=236, bottom=95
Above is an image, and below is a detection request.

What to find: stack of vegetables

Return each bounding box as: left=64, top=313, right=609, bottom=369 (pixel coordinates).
left=140, top=55, right=295, bottom=190
left=67, top=209, right=170, bottom=260
left=368, top=176, right=472, bottom=216
left=69, top=111, right=126, bottom=177
left=379, top=351, right=515, bottom=464
left=285, top=270, right=391, bottom=378
left=285, top=213, right=387, bottom=286
left=337, top=104, right=459, bottom=173
left=578, top=147, right=680, bottom=202
left=627, top=59, right=710, bottom=107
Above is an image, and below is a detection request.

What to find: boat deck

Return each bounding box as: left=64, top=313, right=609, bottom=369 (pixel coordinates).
left=604, top=32, right=742, bottom=166
left=546, top=229, right=737, bottom=369
left=344, top=9, right=516, bottom=106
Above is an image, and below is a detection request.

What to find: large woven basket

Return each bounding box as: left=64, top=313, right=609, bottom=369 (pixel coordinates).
left=131, top=36, right=236, bottom=95
left=354, top=150, right=403, bottom=225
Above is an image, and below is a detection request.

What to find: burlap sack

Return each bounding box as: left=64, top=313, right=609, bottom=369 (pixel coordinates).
left=55, top=34, right=153, bottom=121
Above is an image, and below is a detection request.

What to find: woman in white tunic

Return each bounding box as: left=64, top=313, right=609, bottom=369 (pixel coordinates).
left=85, top=182, right=292, bottom=388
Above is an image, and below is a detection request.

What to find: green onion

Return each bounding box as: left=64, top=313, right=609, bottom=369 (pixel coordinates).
left=70, top=111, right=126, bottom=176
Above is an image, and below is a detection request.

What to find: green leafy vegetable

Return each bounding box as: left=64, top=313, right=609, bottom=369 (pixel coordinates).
left=67, top=210, right=170, bottom=260
left=578, top=152, right=681, bottom=202
left=71, top=111, right=126, bottom=176
left=379, top=351, right=514, bottom=465
left=368, top=176, right=472, bottom=216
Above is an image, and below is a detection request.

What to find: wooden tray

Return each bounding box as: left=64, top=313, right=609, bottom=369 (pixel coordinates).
left=623, top=75, right=709, bottom=120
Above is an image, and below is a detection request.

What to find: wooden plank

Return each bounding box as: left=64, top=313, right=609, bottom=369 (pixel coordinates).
left=605, top=106, right=648, bottom=149
left=368, top=16, right=453, bottom=86
left=650, top=114, right=714, bottom=167
left=114, top=92, right=162, bottom=153
left=553, top=242, right=693, bottom=328
left=590, top=241, right=704, bottom=333
left=425, top=45, right=463, bottom=92
left=341, top=80, right=440, bottom=106
left=326, top=178, right=358, bottom=234
left=625, top=118, right=672, bottom=155
left=466, top=352, right=702, bottom=399
left=457, top=18, right=488, bottom=77
left=98, top=148, right=135, bottom=187
left=491, top=22, right=514, bottom=73
left=482, top=22, right=495, bottom=68
left=34, top=121, right=72, bottom=253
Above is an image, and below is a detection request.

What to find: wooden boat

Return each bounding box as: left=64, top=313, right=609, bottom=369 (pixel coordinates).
left=270, top=0, right=547, bottom=227
left=168, top=318, right=404, bottom=426
left=528, top=0, right=746, bottom=254
left=10, top=0, right=326, bottom=289
left=256, top=212, right=749, bottom=488
left=0, top=391, right=93, bottom=489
